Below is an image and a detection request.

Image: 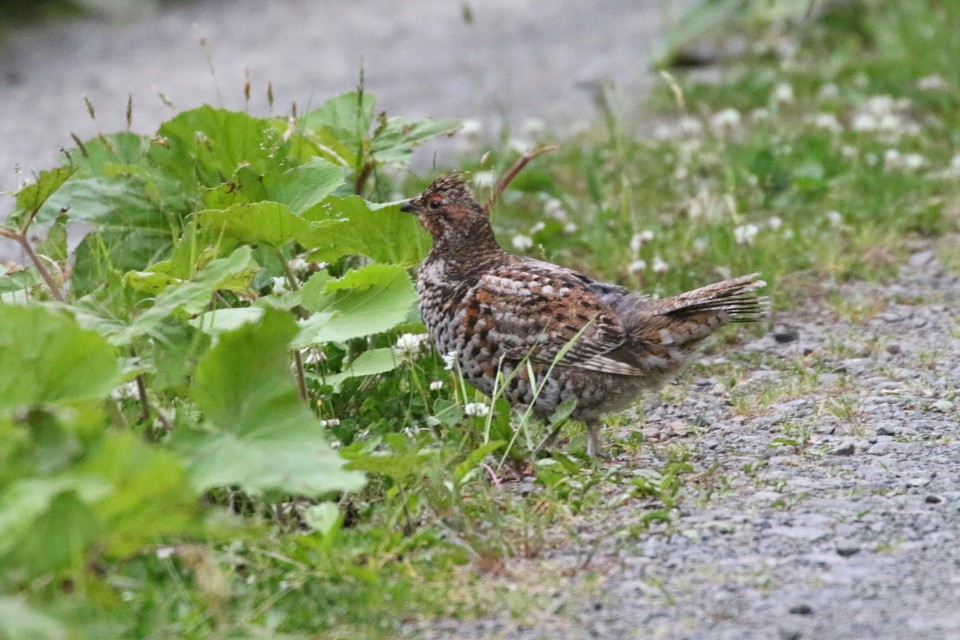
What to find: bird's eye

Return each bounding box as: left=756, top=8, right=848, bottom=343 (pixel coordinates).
left=428, top=197, right=443, bottom=210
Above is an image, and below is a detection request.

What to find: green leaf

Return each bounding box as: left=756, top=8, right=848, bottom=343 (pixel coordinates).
left=7, top=166, right=76, bottom=229
left=83, top=431, right=200, bottom=557
left=176, top=307, right=365, bottom=497
left=371, top=116, right=461, bottom=166
left=109, top=246, right=257, bottom=345
left=150, top=106, right=290, bottom=189
left=302, top=195, right=428, bottom=266
left=295, top=264, right=416, bottom=347
left=319, top=348, right=399, bottom=392
left=302, top=502, right=341, bottom=535
left=70, top=228, right=174, bottom=297
left=301, top=92, right=376, bottom=164
left=0, top=597, right=67, bottom=640
left=264, top=157, right=347, bottom=214
left=37, top=175, right=177, bottom=229
left=195, top=202, right=323, bottom=249
left=0, top=476, right=111, bottom=558
left=190, top=306, right=265, bottom=335
left=4, top=491, right=101, bottom=577
left=454, top=441, right=505, bottom=485
left=0, top=305, right=119, bottom=412
left=343, top=433, right=440, bottom=483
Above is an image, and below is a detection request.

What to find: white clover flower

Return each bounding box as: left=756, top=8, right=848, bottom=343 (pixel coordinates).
left=523, top=118, right=546, bottom=138
left=772, top=82, right=794, bottom=104
left=512, top=234, right=534, bottom=251
left=866, top=95, right=896, bottom=116
left=818, top=83, right=840, bottom=100
left=529, top=221, right=545, bottom=234
left=319, top=418, right=341, bottom=428
left=393, top=333, right=428, bottom=358
left=734, top=223, right=759, bottom=246
left=951, top=154, right=960, bottom=171
left=710, top=108, right=742, bottom=131
left=441, top=351, right=459, bottom=370
left=303, top=348, right=326, bottom=366
left=270, top=277, right=289, bottom=295
left=544, top=198, right=567, bottom=220
left=460, top=119, right=483, bottom=138
left=629, top=230, right=654, bottom=253
left=627, top=259, right=647, bottom=274
left=508, top=138, right=532, bottom=154
left=826, top=210, right=844, bottom=228
left=472, top=171, right=495, bottom=189
left=562, top=221, right=578, bottom=234
left=852, top=113, right=879, bottom=132
left=750, top=108, right=771, bottom=123
left=429, top=380, right=444, bottom=391
left=110, top=381, right=140, bottom=401
left=808, top=112, right=842, bottom=134
left=878, top=113, right=902, bottom=132
left=651, top=256, right=669, bottom=274
left=903, top=153, right=925, bottom=170
left=767, top=216, right=783, bottom=231
left=288, top=257, right=309, bottom=276
left=678, top=116, right=704, bottom=137
left=918, top=75, right=947, bottom=91
left=464, top=402, right=490, bottom=417
left=693, top=237, right=708, bottom=254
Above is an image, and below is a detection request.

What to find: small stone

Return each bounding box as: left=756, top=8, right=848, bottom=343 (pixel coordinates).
left=830, top=441, right=856, bottom=456
left=906, top=477, right=930, bottom=488
left=774, top=328, right=800, bottom=343
left=668, top=420, right=690, bottom=437
left=907, top=249, right=935, bottom=267
left=836, top=546, right=860, bottom=557
left=867, top=441, right=892, bottom=456
left=778, top=629, right=803, bottom=640
left=876, top=422, right=899, bottom=436
left=886, top=342, right=902, bottom=355
left=789, top=603, right=814, bottom=615
left=817, top=373, right=840, bottom=386
left=641, top=426, right=661, bottom=441
left=925, top=495, right=943, bottom=504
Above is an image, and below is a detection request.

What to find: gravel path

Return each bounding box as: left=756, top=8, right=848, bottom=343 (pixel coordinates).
left=407, top=239, right=960, bottom=639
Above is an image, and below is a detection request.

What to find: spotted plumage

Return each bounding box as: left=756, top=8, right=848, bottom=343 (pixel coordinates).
left=401, top=173, right=766, bottom=457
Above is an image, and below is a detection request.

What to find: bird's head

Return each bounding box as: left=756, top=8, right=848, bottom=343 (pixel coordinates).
left=400, top=173, right=496, bottom=251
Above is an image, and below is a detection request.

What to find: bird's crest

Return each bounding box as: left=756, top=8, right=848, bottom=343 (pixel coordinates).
left=420, top=172, right=482, bottom=211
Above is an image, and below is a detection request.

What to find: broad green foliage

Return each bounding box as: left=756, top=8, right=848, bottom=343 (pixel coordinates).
left=0, top=88, right=462, bottom=635
left=0, top=305, right=118, bottom=410
left=177, top=308, right=365, bottom=497
left=295, top=263, right=417, bottom=346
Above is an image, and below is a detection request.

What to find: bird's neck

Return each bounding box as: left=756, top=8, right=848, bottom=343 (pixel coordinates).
left=426, top=222, right=505, bottom=278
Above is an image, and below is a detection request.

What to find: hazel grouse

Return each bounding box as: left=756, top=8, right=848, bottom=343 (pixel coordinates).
left=401, top=173, right=765, bottom=457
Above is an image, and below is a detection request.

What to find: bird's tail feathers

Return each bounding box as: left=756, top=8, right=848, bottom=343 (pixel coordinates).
left=660, top=274, right=767, bottom=323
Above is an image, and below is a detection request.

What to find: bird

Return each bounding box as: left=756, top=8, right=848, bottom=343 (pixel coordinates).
left=400, top=173, right=766, bottom=457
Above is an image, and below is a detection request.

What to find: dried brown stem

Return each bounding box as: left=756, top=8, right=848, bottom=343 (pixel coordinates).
left=292, top=349, right=309, bottom=401
left=483, top=144, right=559, bottom=213
left=0, top=224, right=66, bottom=302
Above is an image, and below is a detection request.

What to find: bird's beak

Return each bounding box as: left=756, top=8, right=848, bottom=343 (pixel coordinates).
left=400, top=201, right=415, bottom=213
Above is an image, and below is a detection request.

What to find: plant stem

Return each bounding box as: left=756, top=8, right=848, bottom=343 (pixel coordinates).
left=293, top=349, right=309, bottom=401
left=0, top=226, right=66, bottom=302
left=484, top=144, right=559, bottom=213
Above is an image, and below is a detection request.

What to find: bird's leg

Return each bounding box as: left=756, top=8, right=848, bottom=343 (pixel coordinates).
left=586, top=421, right=602, bottom=459
left=538, top=421, right=566, bottom=454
